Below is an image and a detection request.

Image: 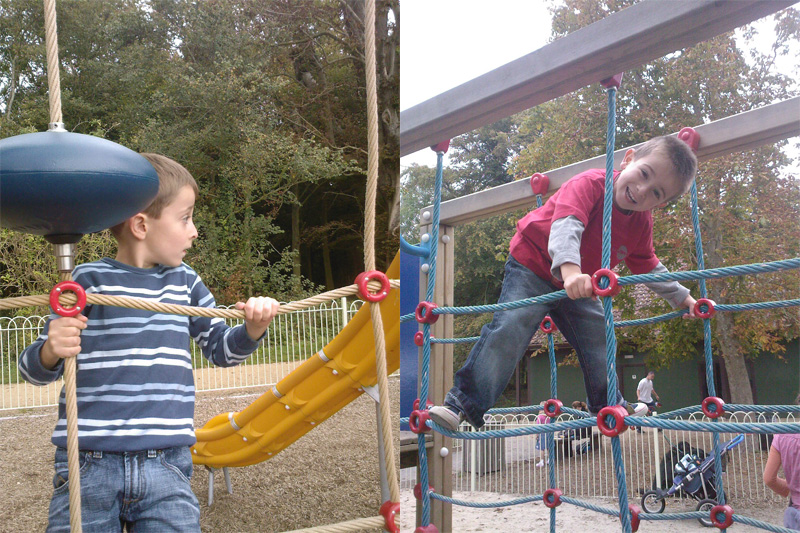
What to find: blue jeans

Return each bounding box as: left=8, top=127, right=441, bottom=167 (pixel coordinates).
left=446, top=255, right=620, bottom=428
left=46, top=446, right=200, bottom=532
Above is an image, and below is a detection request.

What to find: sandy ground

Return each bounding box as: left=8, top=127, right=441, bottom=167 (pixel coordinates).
left=399, top=490, right=788, bottom=532
left=0, top=377, right=399, bottom=533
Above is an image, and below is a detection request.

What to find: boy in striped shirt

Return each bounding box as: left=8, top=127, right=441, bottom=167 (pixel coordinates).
left=19, top=153, right=279, bottom=532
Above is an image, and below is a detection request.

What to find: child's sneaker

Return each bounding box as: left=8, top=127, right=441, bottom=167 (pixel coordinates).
left=625, top=402, right=649, bottom=417
left=428, top=405, right=464, bottom=431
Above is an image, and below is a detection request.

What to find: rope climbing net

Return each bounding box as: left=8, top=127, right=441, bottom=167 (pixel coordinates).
left=401, top=74, right=800, bottom=533
left=0, top=0, right=401, bottom=532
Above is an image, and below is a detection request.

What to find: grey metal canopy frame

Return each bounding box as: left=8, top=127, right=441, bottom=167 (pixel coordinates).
left=432, top=96, right=800, bottom=227
left=400, top=0, right=796, bottom=157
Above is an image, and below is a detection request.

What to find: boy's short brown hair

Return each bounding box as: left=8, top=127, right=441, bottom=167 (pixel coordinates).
left=110, top=153, right=199, bottom=238
left=634, top=135, right=698, bottom=202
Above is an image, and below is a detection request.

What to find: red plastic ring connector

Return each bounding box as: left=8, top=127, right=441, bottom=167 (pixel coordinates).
left=710, top=504, right=734, bottom=529
left=415, top=301, right=439, bottom=324
left=408, top=409, right=431, bottom=434
left=379, top=500, right=400, bottom=533
left=702, top=397, right=725, bottom=419
left=49, top=281, right=87, bottom=318
left=540, top=316, right=557, bottom=334
left=414, top=483, right=434, bottom=500
left=412, top=398, right=434, bottom=411
left=530, top=173, right=550, bottom=196
left=544, top=398, right=563, bottom=418
left=592, top=268, right=621, bottom=297
left=597, top=405, right=629, bottom=437
left=694, top=298, right=716, bottom=319
left=355, top=270, right=390, bottom=303
left=678, top=127, right=701, bottom=153
left=628, top=504, right=641, bottom=532
left=543, top=488, right=563, bottom=508
left=414, top=525, right=439, bottom=533
left=414, top=331, right=425, bottom=346
left=430, top=140, right=450, bottom=154
left=600, top=73, right=624, bottom=89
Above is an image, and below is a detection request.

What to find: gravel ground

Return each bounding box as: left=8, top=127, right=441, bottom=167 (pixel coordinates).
left=0, top=376, right=400, bottom=533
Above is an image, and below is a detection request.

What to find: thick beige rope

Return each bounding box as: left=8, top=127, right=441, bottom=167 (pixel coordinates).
left=59, top=270, right=82, bottom=533
left=43, top=0, right=79, bottom=529
left=282, top=515, right=386, bottom=533
left=43, top=0, right=62, bottom=125
left=0, top=279, right=398, bottom=317
left=362, top=0, right=401, bottom=512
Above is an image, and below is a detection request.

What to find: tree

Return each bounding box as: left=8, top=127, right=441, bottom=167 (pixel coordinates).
left=0, top=0, right=398, bottom=304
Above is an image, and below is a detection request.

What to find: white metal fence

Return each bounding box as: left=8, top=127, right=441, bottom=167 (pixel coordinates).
left=401, top=411, right=791, bottom=504
left=0, top=298, right=363, bottom=411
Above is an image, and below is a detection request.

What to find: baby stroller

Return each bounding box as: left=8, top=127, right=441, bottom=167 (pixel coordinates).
left=641, top=434, right=744, bottom=527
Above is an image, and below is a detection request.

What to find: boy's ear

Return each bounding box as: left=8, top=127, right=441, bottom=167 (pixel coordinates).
left=620, top=148, right=636, bottom=169
left=127, top=213, right=149, bottom=240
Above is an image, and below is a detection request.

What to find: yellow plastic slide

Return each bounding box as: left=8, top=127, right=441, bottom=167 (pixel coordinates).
left=191, top=255, right=399, bottom=468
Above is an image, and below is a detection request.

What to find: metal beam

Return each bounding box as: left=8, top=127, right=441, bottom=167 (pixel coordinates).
left=400, top=0, right=794, bottom=157
left=424, top=97, right=800, bottom=227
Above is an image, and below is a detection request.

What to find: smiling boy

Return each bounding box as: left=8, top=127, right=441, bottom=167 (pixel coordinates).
left=19, top=153, right=279, bottom=532
left=430, top=136, right=699, bottom=431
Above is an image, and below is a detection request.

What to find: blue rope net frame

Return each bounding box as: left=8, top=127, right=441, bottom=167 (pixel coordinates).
left=402, top=77, right=800, bottom=533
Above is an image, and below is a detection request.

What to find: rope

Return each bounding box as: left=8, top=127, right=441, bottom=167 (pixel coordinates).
left=0, top=280, right=398, bottom=317
left=42, top=0, right=77, bottom=528
left=43, top=0, right=62, bottom=125
left=281, top=515, right=386, bottom=533
left=58, top=269, right=82, bottom=533
left=362, top=0, right=400, bottom=515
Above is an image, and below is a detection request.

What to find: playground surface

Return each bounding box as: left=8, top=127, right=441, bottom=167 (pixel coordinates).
left=400, top=490, right=788, bottom=532
left=0, top=376, right=399, bottom=532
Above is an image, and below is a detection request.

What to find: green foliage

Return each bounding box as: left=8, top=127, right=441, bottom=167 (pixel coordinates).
left=0, top=0, right=399, bottom=306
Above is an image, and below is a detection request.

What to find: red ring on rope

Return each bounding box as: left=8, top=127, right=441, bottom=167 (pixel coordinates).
left=543, top=488, right=563, bottom=508
left=544, top=398, right=563, bottom=418
left=408, top=410, right=431, bottom=434
left=379, top=500, right=401, bottom=533
left=694, top=298, right=716, bottom=319
left=49, top=281, right=87, bottom=318
left=415, top=301, right=439, bottom=324
left=710, top=504, right=734, bottom=529
left=592, top=269, right=620, bottom=297
left=597, top=405, right=628, bottom=437
left=530, top=173, right=550, bottom=196
left=412, top=398, right=434, bottom=411
left=702, top=397, right=725, bottom=419
left=355, top=270, right=390, bottom=303
left=628, top=504, right=641, bottom=532
left=678, top=127, right=701, bottom=153
left=414, top=483, right=434, bottom=500
left=414, top=525, right=439, bottom=533
left=540, top=316, right=557, bottom=334
left=414, top=331, right=425, bottom=346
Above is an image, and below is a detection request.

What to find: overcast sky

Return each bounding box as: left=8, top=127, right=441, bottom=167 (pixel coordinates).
left=400, top=1, right=800, bottom=170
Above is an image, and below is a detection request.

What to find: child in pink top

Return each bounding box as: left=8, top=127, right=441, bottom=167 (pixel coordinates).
left=764, top=394, right=800, bottom=529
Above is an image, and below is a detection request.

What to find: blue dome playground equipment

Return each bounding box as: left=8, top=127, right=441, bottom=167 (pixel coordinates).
left=0, top=131, right=159, bottom=244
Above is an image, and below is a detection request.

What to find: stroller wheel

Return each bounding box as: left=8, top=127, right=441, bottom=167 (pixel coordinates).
left=696, top=498, right=717, bottom=527
left=641, top=490, right=665, bottom=514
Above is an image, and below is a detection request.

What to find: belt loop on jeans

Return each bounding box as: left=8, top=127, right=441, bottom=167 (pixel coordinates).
left=147, top=449, right=158, bottom=458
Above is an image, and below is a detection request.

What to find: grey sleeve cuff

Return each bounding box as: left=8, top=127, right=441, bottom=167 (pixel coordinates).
left=19, top=341, right=64, bottom=385
left=549, top=216, right=585, bottom=281
left=644, top=262, right=691, bottom=308
left=227, top=324, right=262, bottom=354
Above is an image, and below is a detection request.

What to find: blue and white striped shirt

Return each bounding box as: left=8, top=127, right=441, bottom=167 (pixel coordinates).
left=18, top=259, right=261, bottom=451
